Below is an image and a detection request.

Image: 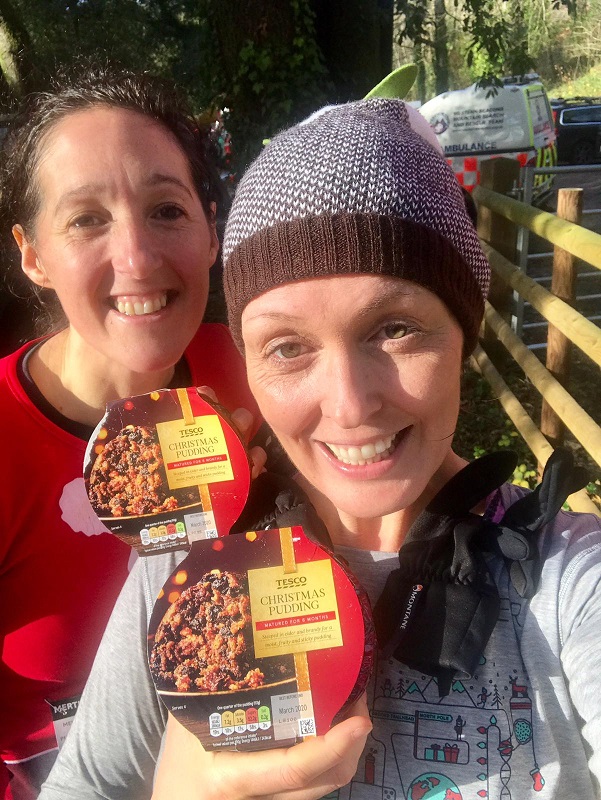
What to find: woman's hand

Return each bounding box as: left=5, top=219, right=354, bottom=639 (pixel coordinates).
left=196, top=386, right=266, bottom=479
left=151, top=694, right=372, bottom=800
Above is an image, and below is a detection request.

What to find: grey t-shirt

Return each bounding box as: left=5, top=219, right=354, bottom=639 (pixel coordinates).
left=39, top=485, right=601, bottom=799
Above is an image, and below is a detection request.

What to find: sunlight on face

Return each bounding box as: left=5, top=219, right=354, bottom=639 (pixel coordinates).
left=24, top=106, right=217, bottom=377
left=242, top=274, right=465, bottom=522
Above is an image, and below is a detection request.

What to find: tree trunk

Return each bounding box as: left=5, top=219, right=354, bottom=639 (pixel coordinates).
left=0, top=19, right=18, bottom=93
left=312, top=0, right=393, bottom=101
left=433, top=0, right=449, bottom=94
left=414, top=42, right=426, bottom=101
left=0, top=0, right=38, bottom=100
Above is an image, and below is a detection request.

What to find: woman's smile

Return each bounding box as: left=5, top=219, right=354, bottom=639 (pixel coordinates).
left=319, top=429, right=406, bottom=467
left=112, top=292, right=168, bottom=316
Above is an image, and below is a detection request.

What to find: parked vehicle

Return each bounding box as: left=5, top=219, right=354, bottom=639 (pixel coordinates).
left=420, top=74, right=557, bottom=201
left=550, top=97, right=601, bottom=164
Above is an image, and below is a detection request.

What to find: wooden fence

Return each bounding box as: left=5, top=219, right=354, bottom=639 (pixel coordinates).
left=472, top=158, right=601, bottom=516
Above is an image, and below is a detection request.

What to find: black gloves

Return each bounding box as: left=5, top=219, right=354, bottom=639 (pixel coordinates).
left=373, top=450, right=516, bottom=697
left=490, top=447, right=589, bottom=598
left=373, top=448, right=588, bottom=697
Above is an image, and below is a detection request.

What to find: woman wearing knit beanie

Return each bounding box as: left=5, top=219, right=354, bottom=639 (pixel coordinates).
left=40, top=99, right=601, bottom=800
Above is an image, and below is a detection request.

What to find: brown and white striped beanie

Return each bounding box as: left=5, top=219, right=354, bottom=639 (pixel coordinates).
left=223, top=98, right=490, bottom=353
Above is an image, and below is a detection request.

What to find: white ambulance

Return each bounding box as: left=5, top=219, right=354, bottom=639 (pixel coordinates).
left=419, top=75, right=557, bottom=200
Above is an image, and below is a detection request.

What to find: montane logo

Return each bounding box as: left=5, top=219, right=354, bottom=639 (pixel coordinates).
left=400, top=584, right=423, bottom=630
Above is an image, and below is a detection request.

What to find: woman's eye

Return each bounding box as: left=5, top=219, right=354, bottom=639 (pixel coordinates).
left=71, top=213, right=102, bottom=228
left=272, top=342, right=304, bottom=359
left=382, top=322, right=409, bottom=340
left=154, top=204, right=185, bottom=221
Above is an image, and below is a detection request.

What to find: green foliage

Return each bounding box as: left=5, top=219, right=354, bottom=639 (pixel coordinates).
left=462, top=0, right=535, bottom=83
left=395, top=0, right=537, bottom=95
left=6, top=0, right=600, bottom=168
left=455, top=368, right=540, bottom=488
left=0, top=0, right=333, bottom=168
left=0, top=0, right=174, bottom=107
left=225, top=0, right=330, bottom=167
left=394, top=0, right=601, bottom=101
left=587, top=480, right=601, bottom=507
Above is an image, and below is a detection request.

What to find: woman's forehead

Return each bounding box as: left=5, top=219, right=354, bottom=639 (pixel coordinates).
left=242, top=274, right=440, bottom=322
left=26, top=109, right=199, bottom=230
left=36, top=107, right=191, bottom=187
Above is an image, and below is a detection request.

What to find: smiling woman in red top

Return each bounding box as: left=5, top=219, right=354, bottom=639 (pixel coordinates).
left=0, top=67, right=259, bottom=800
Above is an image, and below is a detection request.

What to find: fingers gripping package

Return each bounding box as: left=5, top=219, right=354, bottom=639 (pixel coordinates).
left=84, top=389, right=375, bottom=751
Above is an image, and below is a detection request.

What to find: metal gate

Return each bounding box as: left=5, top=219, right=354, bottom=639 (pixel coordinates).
left=514, top=164, right=601, bottom=346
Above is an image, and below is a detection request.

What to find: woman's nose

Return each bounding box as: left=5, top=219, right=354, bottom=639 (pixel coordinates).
left=320, top=353, right=382, bottom=429
left=111, top=221, right=162, bottom=278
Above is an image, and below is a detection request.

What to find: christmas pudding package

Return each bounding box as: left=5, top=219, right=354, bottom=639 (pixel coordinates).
left=83, top=387, right=250, bottom=555
left=84, top=389, right=374, bottom=751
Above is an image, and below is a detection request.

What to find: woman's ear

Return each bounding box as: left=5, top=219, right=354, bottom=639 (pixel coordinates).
left=12, top=224, right=52, bottom=289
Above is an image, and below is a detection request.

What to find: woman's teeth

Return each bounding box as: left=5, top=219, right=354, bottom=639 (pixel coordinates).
left=325, top=433, right=399, bottom=466
left=114, top=294, right=167, bottom=316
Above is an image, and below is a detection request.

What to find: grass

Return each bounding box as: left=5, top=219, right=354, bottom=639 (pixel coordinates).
left=548, top=63, right=601, bottom=99
left=455, top=366, right=540, bottom=487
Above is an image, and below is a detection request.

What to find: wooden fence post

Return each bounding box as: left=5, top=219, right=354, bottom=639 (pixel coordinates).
left=477, top=158, right=521, bottom=352
left=540, top=188, right=583, bottom=450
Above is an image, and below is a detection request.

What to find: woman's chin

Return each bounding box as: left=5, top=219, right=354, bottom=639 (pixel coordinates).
left=315, top=478, right=424, bottom=522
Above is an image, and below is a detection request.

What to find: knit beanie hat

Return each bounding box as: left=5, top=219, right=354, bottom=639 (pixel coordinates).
left=223, top=98, right=490, bottom=353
